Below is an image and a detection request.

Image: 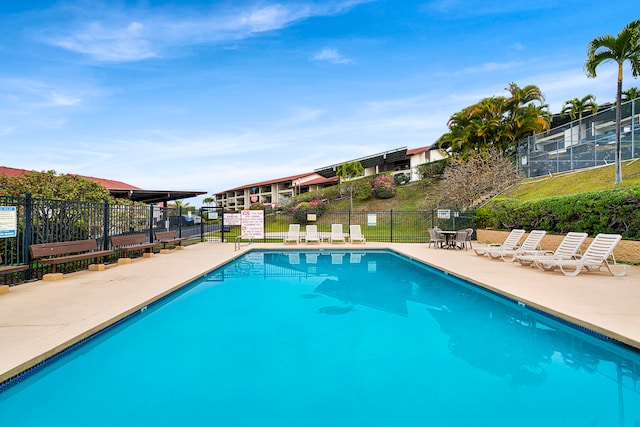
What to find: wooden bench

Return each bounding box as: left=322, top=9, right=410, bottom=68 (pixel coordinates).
left=29, top=239, right=114, bottom=280
left=0, top=255, right=29, bottom=274
left=110, top=233, right=163, bottom=264
left=0, top=255, right=29, bottom=295
left=154, top=230, right=187, bottom=253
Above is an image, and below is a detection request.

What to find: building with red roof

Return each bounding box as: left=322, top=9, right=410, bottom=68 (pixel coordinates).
left=0, top=166, right=205, bottom=204
left=215, top=144, right=445, bottom=210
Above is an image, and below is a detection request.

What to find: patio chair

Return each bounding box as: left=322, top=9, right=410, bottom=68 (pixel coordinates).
left=329, top=224, right=347, bottom=244
left=484, top=230, right=546, bottom=262
left=428, top=228, right=445, bottom=249
left=535, top=233, right=628, bottom=276
left=453, top=230, right=469, bottom=250
left=515, top=232, right=588, bottom=268
left=305, top=225, right=321, bottom=244
left=465, top=228, right=474, bottom=249
left=283, top=224, right=301, bottom=244
left=474, top=229, right=525, bottom=256
left=349, top=225, right=366, bottom=244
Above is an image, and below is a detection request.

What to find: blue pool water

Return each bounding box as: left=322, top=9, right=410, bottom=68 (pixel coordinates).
left=1, top=249, right=639, bottom=426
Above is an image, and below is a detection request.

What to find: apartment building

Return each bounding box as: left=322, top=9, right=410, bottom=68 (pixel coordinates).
left=215, top=145, right=445, bottom=211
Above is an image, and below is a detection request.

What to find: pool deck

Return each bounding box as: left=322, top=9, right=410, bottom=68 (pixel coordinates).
left=1, top=241, right=639, bottom=384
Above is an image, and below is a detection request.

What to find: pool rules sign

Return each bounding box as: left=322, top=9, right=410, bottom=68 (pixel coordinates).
left=0, top=206, right=17, bottom=238
left=240, top=210, right=264, bottom=239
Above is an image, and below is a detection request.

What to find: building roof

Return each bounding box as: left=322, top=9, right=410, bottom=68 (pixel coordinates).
left=0, top=166, right=206, bottom=204
left=218, top=172, right=318, bottom=194
left=406, top=145, right=434, bottom=155
left=301, top=175, right=339, bottom=186
left=314, top=147, right=408, bottom=178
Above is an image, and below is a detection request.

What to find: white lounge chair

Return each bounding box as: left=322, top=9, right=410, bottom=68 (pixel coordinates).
left=515, top=232, right=588, bottom=268
left=349, top=225, right=366, bottom=244
left=305, top=225, right=321, bottom=244
left=474, top=229, right=525, bottom=256
left=283, top=224, right=301, bottom=244
left=537, top=233, right=628, bottom=276
left=485, top=230, right=547, bottom=262
left=329, top=224, right=347, bottom=244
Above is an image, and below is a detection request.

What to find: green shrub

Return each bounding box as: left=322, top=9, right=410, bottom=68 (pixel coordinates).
left=353, top=178, right=373, bottom=201
left=484, top=187, right=640, bottom=239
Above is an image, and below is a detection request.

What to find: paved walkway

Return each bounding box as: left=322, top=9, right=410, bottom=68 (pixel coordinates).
left=1, top=242, right=639, bottom=383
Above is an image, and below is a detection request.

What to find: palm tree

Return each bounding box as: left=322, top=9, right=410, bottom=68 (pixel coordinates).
left=336, top=161, right=364, bottom=211
left=585, top=19, right=640, bottom=184
left=439, top=83, right=549, bottom=160
left=561, top=95, right=599, bottom=152
left=622, top=86, right=640, bottom=102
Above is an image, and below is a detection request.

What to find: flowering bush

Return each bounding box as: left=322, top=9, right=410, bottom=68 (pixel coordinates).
left=309, top=199, right=326, bottom=210
left=373, top=175, right=396, bottom=199
left=249, top=202, right=265, bottom=210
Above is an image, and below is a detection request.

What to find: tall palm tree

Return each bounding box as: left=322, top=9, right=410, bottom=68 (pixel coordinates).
left=561, top=95, right=599, bottom=143
left=336, top=161, right=364, bottom=211
left=622, top=86, right=640, bottom=102
left=585, top=19, right=640, bottom=184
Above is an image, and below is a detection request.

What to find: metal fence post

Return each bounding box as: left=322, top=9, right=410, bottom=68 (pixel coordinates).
left=103, top=200, right=110, bottom=250
left=390, top=209, right=393, bottom=242
left=199, top=207, right=205, bottom=242
left=221, top=210, right=225, bottom=243
left=148, top=204, right=155, bottom=242
left=23, top=193, right=33, bottom=280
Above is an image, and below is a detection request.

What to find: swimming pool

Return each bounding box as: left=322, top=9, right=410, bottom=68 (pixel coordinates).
left=1, top=249, right=639, bottom=426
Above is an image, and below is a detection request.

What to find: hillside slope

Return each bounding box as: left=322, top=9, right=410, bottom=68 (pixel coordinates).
left=493, top=159, right=640, bottom=202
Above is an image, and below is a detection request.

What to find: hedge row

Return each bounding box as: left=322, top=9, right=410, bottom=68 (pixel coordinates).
left=479, top=187, right=640, bottom=240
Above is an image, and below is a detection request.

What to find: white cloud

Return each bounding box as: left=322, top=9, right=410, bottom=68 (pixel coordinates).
left=312, top=48, right=353, bottom=64
left=53, top=21, right=157, bottom=62
left=460, top=60, right=522, bottom=74
left=43, top=1, right=372, bottom=62
left=0, top=77, right=83, bottom=108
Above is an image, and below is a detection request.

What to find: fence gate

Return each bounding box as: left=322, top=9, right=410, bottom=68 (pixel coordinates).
left=200, top=206, right=226, bottom=242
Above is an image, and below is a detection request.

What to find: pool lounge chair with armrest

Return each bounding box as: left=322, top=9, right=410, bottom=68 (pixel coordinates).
left=304, top=225, right=321, bottom=244
left=474, top=229, right=525, bottom=256
left=485, top=230, right=546, bottom=262
left=536, top=233, right=628, bottom=276
left=283, top=224, right=301, bottom=244
left=329, top=224, right=347, bottom=243
left=515, top=232, right=588, bottom=268
left=349, top=225, right=366, bottom=244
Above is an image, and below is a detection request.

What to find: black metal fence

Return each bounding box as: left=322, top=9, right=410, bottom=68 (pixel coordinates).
left=203, top=207, right=476, bottom=244
left=0, top=195, right=474, bottom=287
left=1, top=194, right=206, bottom=286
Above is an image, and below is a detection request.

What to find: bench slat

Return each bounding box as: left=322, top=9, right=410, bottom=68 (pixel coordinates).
left=0, top=255, right=28, bottom=274
left=30, top=239, right=99, bottom=258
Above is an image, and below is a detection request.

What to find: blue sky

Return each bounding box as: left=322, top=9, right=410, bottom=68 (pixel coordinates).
left=1, top=1, right=638, bottom=205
